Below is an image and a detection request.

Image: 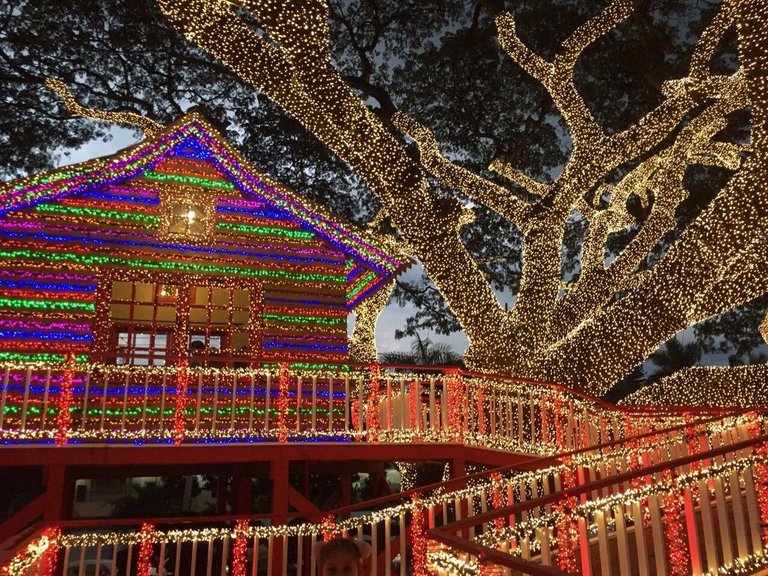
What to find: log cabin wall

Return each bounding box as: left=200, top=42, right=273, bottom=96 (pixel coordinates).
left=0, top=139, right=350, bottom=367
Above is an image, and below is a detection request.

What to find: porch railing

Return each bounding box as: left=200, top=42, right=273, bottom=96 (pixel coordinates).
left=1, top=411, right=760, bottom=576
left=427, top=421, right=768, bottom=576
left=0, top=360, right=704, bottom=452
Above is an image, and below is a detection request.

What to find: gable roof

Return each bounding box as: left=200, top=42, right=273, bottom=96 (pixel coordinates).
left=0, top=112, right=409, bottom=308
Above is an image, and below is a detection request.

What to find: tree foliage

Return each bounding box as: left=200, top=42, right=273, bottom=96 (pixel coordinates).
left=2, top=0, right=766, bottom=402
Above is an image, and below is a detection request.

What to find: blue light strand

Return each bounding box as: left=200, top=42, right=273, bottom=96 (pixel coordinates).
left=0, top=279, right=97, bottom=292
left=263, top=296, right=347, bottom=309
left=262, top=341, right=348, bottom=353
left=81, top=191, right=160, bottom=205
left=0, top=330, right=93, bottom=342
left=0, top=227, right=346, bottom=267
left=215, top=205, right=291, bottom=220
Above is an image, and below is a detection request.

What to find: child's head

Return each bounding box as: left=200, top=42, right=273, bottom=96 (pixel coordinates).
left=318, top=538, right=363, bottom=576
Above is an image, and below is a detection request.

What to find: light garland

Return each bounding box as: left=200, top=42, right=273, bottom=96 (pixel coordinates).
left=365, top=364, right=381, bottom=441
left=231, top=519, right=249, bottom=576
left=321, top=515, right=337, bottom=541
left=411, top=495, right=428, bottom=576
left=446, top=369, right=466, bottom=441
left=277, top=362, right=290, bottom=443
left=54, top=353, right=75, bottom=446
left=173, top=360, right=189, bottom=444
left=137, top=523, right=156, bottom=576
left=754, top=442, right=768, bottom=545
left=661, top=470, right=690, bottom=576
left=0, top=527, right=60, bottom=576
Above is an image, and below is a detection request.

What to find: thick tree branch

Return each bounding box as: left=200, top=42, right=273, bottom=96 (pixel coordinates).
left=392, top=111, right=536, bottom=223
left=44, top=78, right=164, bottom=136
left=555, top=0, right=639, bottom=71
left=487, top=158, right=549, bottom=198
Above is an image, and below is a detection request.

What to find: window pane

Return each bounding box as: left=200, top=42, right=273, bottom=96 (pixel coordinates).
left=233, top=310, right=249, bottom=325
left=134, top=283, right=154, bottom=303
left=212, top=288, right=229, bottom=306
left=233, top=289, right=250, bottom=308
left=156, top=306, right=176, bottom=324
left=189, top=308, right=207, bottom=324
left=154, top=334, right=168, bottom=350
left=193, top=287, right=208, bottom=305
left=231, top=332, right=249, bottom=350
left=211, top=309, right=228, bottom=326
left=133, top=305, right=154, bottom=322
left=110, top=304, right=131, bottom=322
left=111, top=281, right=132, bottom=301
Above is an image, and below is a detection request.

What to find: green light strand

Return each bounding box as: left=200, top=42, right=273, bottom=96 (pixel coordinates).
left=35, top=204, right=159, bottom=225
left=263, top=313, right=345, bottom=326
left=0, top=352, right=89, bottom=362
left=144, top=170, right=235, bottom=189
left=215, top=221, right=315, bottom=240
left=347, top=272, right=377, bottom=299
left=0, top=249, right=346, bottom=284
left=0, top=298, right=94, bottom=312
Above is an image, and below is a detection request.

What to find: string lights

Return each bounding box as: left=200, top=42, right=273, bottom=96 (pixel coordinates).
left=277, top=362, right=290, bottom=442
left=411, top=495, right=428, bottom=576
left=661, top=470, right=690, bottom=576
left=137, top=523, right=156, bottom=576
left=153, top=0, right=766, bottom=404
left=54, top=353, right=75, bottom=446
left=231, top=519, right=249, bottom=576
left=0, top=107, right=408, bottom=372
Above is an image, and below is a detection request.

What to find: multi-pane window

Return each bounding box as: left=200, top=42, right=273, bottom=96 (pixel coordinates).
left=98, top=275, right=260, bottom=367
left=116, top=331, right=169, bottom=366
left=188, top=286, right=251, bottom=366
left=109, top=281, right=177, bottom=365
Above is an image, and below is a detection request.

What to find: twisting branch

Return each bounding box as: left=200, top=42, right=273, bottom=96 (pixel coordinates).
left=487, top=158, right=549, bottom=198
left=493, top=13, right=553, bottom=83
left=392, top=111, right=537, bottom=223
left=546, top=72, right=747, bottom=345
left=44, top=78, right=163, bottom=137
left=689, top=1, right=736, bottom=79
left=555, top=0, right=639, bottom=71
left=495, top=1, right=640, bottom=148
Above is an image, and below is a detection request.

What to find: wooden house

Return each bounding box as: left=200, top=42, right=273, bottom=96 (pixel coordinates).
left=0, top=112, right=406, bottom=368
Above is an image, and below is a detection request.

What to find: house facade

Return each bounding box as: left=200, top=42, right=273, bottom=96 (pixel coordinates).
left=0, top=112, right=406, bottom=369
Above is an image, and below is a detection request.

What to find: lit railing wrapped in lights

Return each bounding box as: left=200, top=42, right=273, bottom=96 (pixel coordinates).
left=427, top=422, right=768, bottom=576
left=0, top=411, right=758, bottom=576
left=0, top=361, right=673, bottom=449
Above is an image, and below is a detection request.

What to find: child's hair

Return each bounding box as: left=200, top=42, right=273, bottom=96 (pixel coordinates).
left=318, top=538, right=361, bottom=566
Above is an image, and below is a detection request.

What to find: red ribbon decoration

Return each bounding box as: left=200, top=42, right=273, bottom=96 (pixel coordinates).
left=55, top=353, right=76, bottom=446
left=411, top=495, right=428, bottom=576
left=137, top=523, right=156, bottom=576
left=231, top=519, right=249, bottom=576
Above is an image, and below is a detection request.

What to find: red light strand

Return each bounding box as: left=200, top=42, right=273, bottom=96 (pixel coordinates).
left=54, top=353, right=75, bottom=446
left=231, top=519, right=249, bottom=576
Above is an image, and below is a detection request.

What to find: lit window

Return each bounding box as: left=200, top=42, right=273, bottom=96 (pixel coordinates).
left=167, top=201, right=207, bottom=236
